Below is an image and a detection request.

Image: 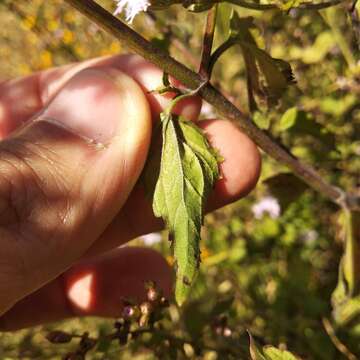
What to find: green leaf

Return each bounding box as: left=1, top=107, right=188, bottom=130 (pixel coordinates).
left=152, top=113, right=219, bottom=305
left=249, top=333, right=267, bottom=360
left=178, top=120, right=220, bottom=195
left=334, top=210, right=360, bottom=299
left=300, top=31, right=335, bottom=64
left=263, top=347, right=299, bottom=360
left=342, top=210, right=360, bottom=297
left=253, top=111, right=270, bottom=130
left=331, top=210, right=360, bottom=326
left=229, top=11, right=295, bottom=106
left=229, top=13, right=261, bottom=111
left=217, top=2, right=233, bottom=37
left=332, top=294, right=360, bottom=327
left=278, top=107, right=298, bottom=131
left=277, top=0, right=301, bottom=11
left=242, top=43, right=295, bottom=104
left=249, top=333, right=300, bottom=360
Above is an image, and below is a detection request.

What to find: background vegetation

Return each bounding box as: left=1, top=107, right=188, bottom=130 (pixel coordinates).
left=0, top=0, right=359, bottom=358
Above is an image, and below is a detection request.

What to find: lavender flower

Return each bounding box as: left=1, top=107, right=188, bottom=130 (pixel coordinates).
left=252, top=196, right=281, bottom=219
left=114, top=0, right=151, bottom=23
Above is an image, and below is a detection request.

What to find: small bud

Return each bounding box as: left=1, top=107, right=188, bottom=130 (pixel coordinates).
left=122, top=305, right=140, bottom=320
left=46, top=330, right=73, bottom=344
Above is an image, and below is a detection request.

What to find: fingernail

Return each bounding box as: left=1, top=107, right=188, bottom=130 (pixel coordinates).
left=39, top=68, right=130, bottom=144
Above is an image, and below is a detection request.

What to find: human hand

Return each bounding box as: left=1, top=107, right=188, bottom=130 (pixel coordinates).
left=0, top=54, right=261, bottom=330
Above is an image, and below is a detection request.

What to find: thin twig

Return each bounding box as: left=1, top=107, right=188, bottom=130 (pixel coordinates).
left=208, top=37, right=237, bottom=76
left=320, top=8, right=357, bottom=68
left=146, top=12, right=244, bottom=109
left=221, top=0, right=344, bottom=11
left=145, top=12, right=199, bottom=68
left=199, top=5, right=218, bottom=78
left=64, top=0, right=360, bottom=211
left=322, top=318, right=358, bottom=360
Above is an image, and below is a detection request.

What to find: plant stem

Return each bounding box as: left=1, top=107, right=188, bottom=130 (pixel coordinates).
left=208, top=37, right=237, bottom=76
left=320, top=7, right=357, bottom=68
left=322, top=318, right=357, bottom=360
left=64, top=0, right=359, bottom=211
left=220, top=0, right=344, bottom=11
left=146, top=12, right=199, bottom=68
left=147, top=12, right=246, bottom=111
left=199, top=5, right=218, bottom=78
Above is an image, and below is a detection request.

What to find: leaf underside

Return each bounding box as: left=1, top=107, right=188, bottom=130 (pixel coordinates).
left=151, top=113, right=219, bottom=306
left=229, top=12, right=295, bottom=107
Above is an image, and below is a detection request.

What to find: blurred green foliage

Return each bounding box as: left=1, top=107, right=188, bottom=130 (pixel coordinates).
left=0, top=0, right=359, bottom=359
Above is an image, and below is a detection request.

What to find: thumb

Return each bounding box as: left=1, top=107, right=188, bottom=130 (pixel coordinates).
left=0, top=68, right=151, bottom=313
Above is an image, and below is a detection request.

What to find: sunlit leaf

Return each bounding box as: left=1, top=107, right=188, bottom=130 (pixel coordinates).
left=278, top=107, right=298, bottom=131
left=253, top=111, right=270, bottom=130
left=301, top=32, right=334, bottom=64
left=343, top=210, right=360, bottom=296
left=277, top=0, right=301, bottom=11
left=332, top=294, right=360, bottom=326
left=263, top=346, right=299, bottom=360
left=149, top=112, right=219, bottom=305
left=249, top=333, right=300, bottom=360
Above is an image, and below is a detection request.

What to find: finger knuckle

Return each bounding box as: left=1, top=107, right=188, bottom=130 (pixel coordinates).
left=0, top=139, right=72, bottom=229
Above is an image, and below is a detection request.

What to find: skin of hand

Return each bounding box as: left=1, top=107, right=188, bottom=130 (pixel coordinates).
left=0, top=54, right=261, bottom=331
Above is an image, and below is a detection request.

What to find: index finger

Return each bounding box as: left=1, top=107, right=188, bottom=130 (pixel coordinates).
left=0, top=54, right=202, bottom=138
